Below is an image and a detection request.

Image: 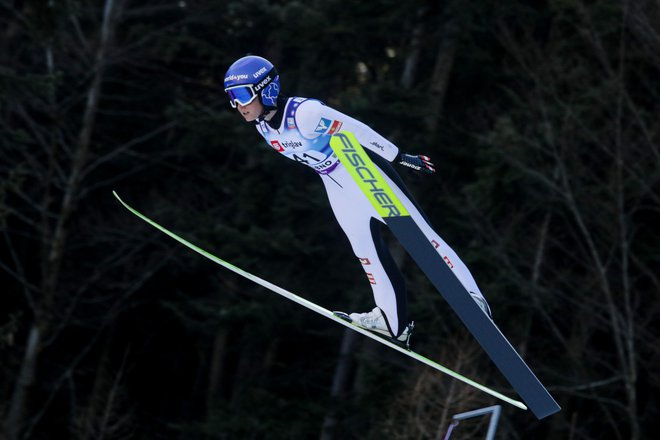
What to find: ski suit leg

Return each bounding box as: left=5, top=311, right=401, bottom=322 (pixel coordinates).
left=321, top=156, right=486, bottom=336
left=367, top=153, right=486, bottom=301
left=321, top=168, right=407, bottom=337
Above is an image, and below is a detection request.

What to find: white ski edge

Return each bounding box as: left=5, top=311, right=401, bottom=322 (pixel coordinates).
left=112, top=191, right=527, bottom=411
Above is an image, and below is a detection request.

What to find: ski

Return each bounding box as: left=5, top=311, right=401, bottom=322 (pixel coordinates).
left=113, top=190, right=527, bottom=411
left=329, top=131, right=561, bottom=419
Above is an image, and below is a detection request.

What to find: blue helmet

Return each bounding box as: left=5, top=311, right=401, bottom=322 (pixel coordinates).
left=224, top=55, right=280, bottom=109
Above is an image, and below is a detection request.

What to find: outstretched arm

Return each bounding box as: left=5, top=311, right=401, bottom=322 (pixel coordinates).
left=297, top=99, right=435, bottom=174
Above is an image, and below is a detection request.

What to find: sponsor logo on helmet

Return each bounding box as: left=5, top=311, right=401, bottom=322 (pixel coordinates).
left=225, top=74, right=249, bottom=82
left=253, top=67, right=268, bottom=78
left=253, top=75, right=272, bottom=92
left=270, top=140, right=284, bottom=152
left=262, top=83, right=279, bottom=107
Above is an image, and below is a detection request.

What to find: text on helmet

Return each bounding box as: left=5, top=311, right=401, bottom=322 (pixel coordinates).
left=253, top=67, right=268, bottom=78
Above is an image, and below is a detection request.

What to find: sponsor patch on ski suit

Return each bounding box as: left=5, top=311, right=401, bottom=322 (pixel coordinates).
left=255, top=97, right=399, bottom=174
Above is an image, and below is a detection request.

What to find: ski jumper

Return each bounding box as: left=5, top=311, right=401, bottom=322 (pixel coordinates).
left=256, top=97, right=485, bottom=337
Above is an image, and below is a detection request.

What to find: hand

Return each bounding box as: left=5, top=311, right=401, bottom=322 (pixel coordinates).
left=397, top=153, right=435, bottom=174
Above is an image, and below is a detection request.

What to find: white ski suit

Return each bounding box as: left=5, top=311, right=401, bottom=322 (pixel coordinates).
left=255, top=97, right=485, bottom=337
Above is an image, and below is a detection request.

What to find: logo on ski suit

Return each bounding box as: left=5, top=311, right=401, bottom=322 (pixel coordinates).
left=257, top=98, right=340, bottom=174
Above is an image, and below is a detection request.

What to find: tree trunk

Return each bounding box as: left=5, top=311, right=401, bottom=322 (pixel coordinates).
left=206, top=326, right=229, bottom=412
left=319, top=329, right=359, bottom=440
left=3, top=1, right=119, bottom=438
left=3, top=325, right=41, bottom=440
left=42, top=0, right=117, bottom=300
left=400, top=7, right=428, bottom=90
left=424, top=7, right=462, bottom=133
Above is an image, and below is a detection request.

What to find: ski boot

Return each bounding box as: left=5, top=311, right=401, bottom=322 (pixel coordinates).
left=334, top=306, right=414, bottom=349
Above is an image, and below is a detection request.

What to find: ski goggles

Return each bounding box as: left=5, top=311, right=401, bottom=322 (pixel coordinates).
left=225, top=85, right=258, bottom=108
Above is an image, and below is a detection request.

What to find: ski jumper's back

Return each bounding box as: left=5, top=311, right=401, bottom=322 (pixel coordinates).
left=255, top=97, right=399, bottom=173
left=255, top=97, right=485, bottom=337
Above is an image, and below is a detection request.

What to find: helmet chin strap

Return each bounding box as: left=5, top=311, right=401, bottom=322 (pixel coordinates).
left=257, top=105, right=278, bottom=122
left=256, top=94, right=285, bottom=123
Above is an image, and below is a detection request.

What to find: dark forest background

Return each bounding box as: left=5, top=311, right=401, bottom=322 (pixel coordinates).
left=1, top=0, right=659, bottom=439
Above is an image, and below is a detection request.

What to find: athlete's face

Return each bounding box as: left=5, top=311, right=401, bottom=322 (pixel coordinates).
left=237, top=99, right=263, bottom=122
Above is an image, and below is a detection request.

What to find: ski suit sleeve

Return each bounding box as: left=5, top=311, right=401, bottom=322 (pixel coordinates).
left=295, top=100, right=400, bottom=162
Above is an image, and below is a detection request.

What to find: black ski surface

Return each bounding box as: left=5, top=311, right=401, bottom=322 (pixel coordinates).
left=329, top=131, right=560, bottom=419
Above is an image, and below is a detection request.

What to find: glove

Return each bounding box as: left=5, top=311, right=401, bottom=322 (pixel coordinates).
left=396, top=152, right=435, bottom=174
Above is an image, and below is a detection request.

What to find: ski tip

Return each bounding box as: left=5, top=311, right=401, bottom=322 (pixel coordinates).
left=112, top=191, right=123, bottom=203
left=112, top=191, right=130, bottom=209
